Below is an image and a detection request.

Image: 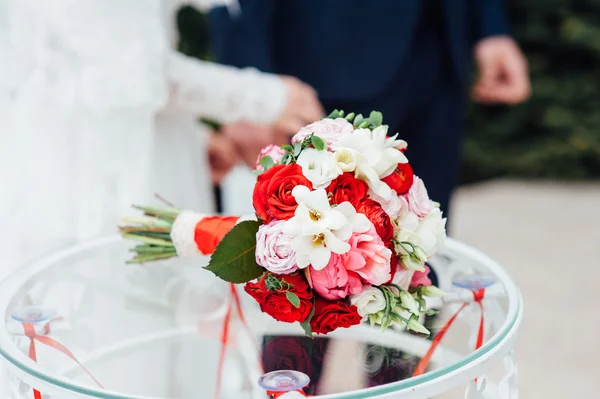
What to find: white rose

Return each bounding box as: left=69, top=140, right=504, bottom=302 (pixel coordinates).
left=350, top=286, right=387, bottom=318
left=414, top=207, right=447, bottom=257
left=255, top=220, right=298, bottom=274
left=296, top=148, right=342, bottom=189
left=392, top=268, right=415, bottom=291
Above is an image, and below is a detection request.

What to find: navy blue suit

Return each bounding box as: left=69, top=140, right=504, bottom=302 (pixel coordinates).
left=209, top=0, right=510, bottom=218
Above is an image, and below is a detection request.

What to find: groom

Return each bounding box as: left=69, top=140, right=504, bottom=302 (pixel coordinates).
left=208, top=0, right=529, bottom=219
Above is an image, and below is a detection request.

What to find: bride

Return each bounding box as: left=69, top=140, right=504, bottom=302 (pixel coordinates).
left=0, top=0, right=322, bottom=272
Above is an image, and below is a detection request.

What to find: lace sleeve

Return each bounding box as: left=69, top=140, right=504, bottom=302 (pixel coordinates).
left=165, top=50, right=286, bottom=124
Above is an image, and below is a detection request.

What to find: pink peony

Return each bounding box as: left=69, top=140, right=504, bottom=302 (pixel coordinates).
left=404, top=176, right=434, bottom=218
left=255, top=220, right=298, bottom=274
left=291, top=118, right=354, bottom=148
left=254, top=145, right=286, bottom=171
left=410, top=265, right=432, bottom=287
left=309, top=254, right=363, bottom=300
left=343, top=226, right=392, bottom=286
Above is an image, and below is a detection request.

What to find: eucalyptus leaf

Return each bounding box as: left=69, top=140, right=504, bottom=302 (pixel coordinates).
left=358, top=120, right=369, bottom=129
left=281, top=144, right=294, bottom=152
left=293, top=141, right=303, bottom=157
left=311, top=135, right=326, bottom=151
left=345, top=112, right=355, bottom=121
left=259, top=155, right=275, bottom=170
left=353, top=114, right=364, bottom=127
left=286, top=291, right=301, bottom=308
left=204, top=220, right=264, bottom=284
left=327, top=109, right=341, bottom=119
left=369, top=111, right=383, bottom=127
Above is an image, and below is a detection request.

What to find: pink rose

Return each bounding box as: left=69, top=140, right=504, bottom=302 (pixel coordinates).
left=367, top=188, right=404, bottom=220
left=410, top=265, right=432, bottom=287
left=309, top=254, right=363, bottom=300
left=255, top=220, right=298, bottom=274
left=254, top=145, right=286, bottom=171
left=392, top=267, right=415, bottom=291
left=291, top=118, right=354, bottom=148
left=404, top=176, right=434, bottom=218
left=343, top=226, right=392, bottom=286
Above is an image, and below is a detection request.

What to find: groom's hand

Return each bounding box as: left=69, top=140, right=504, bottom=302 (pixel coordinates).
left=208, top=134, right=238, bottom=184
left=472, top=36, right=530, bottom=104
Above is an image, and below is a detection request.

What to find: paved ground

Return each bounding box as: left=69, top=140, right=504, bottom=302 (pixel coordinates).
left=450, top=180, right=600, bottom=398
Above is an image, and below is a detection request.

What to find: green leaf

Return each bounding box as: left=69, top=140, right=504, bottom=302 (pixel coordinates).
left=358, top=120, right=369, bottom=129
left=293, top=141, right=303, bottom=157
left=338, top=110, right=345, bottom=118
left=327, top=109, right=341, bottom=119
left=345, top=112, right=355, bottom=122
left=259, top=155, right=275, bottom=170
left=286, top=291, right=301, bottom=308
left=369, top=111, right=383, bottom=127
left=204, top=220, right=264, bottom=284
left=353, top=114, right=364, bottom=127
left=300, top=300, right=316, bottom=338
left=281, top=144, right=294, bottom=152
left=311, top=135, right=326, bottom=151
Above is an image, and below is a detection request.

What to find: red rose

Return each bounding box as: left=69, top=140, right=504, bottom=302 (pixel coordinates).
left=382, top=163, right=414, bottom=195
left=358, top=200, right=394, bottom=243
left=252, top=164, right=312, bottom=223
left=244, top=272, right=313, bottom=323
left=310, top=298, right=362, bottom=335
left=262, top=336, right=313, bottom=377
left=326, top=173, right=369, bottom=208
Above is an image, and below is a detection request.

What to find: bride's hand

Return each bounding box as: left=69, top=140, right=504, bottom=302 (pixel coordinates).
left=275, top=76, right=324, bottom=134
left=208, top=133, right=238, bottom=184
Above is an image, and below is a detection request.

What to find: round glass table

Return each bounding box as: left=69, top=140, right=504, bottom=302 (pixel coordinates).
left=0, top=237, right=522, bottom=399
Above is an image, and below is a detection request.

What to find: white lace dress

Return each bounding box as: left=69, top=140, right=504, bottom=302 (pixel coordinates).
left=0, top=0, right=286, bottom=273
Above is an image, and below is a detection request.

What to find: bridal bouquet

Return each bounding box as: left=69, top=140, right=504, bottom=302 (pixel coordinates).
left=121, top=110, right=446, bottom=336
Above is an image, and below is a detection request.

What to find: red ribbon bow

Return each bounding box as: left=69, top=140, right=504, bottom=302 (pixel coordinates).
left=412, top=288, right=486, bottom=377
left=22, top=320, right=103, bottom=399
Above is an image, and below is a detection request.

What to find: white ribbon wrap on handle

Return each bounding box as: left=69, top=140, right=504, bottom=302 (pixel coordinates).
left=170, top=210, right=206, bottom=257
left=170, top=212, right=257, bottom=257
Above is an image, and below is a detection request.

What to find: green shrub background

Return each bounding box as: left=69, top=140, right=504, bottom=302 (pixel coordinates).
left=177, top=1, right=600, bottom=184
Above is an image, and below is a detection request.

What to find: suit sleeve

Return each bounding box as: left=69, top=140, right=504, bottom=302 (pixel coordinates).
left=208, top=0, right=276, bottom=73
left=477, top=0, right=511, bottom=39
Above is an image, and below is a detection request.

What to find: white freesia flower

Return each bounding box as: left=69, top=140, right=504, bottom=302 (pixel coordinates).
left=333, top=126, right=408, bottom=200
left=296, top=148, right=342, bottom=189
left=332, top=148, right=359, bottom=172
left=350, top=286, right=387, bottom=318
left=283, top=186, right=369, bottom=270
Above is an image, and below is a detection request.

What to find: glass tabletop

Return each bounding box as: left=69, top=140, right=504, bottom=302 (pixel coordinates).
left=0, top=236, right=521, bottom=399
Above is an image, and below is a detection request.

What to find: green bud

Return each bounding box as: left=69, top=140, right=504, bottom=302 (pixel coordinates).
left=407, top=318, right=430, bottom=335
left=421, top=285, right=446, bottom=298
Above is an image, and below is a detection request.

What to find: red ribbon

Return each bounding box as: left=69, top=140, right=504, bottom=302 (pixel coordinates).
left=412, top=288, right=486, bottom=377
left=267, top=389, right=308, bottom=398
left=194, top=216, right=240, bottom=255
left=22, top=321, right=103, bottom=399
left=193, top=216, right=307, bottom=398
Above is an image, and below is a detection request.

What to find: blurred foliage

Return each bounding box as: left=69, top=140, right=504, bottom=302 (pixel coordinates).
left=463, top=0, right=600, bottom=182
left=177, top=2, right=600, bottom=183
